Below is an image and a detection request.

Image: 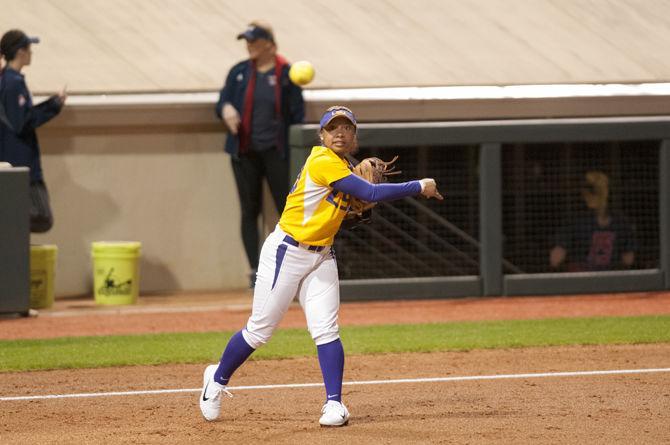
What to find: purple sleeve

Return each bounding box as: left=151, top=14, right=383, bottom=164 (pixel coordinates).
left=331, top=174, right=422, bottom=202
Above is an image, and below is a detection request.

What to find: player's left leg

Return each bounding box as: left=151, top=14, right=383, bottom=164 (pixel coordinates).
left=299, top=250, right=349, bottom=426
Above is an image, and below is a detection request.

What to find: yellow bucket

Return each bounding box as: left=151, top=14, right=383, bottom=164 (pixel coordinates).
left=91, top=241, right=141, bottom=305
left=30, top=245, right=57, bottom=309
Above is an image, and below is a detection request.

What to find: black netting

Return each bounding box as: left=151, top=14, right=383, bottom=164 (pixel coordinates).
left=502, top=140, right=659, bottom=273
left=335, top=144, right=480, bottom=279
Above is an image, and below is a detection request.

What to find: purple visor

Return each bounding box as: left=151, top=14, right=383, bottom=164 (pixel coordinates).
left=319, top=107, right=357, bottom=129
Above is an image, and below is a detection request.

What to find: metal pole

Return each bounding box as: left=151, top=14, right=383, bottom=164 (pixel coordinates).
left=479, top=143, right=503, bottom=295
left=660, top=140, right=670, bottom=289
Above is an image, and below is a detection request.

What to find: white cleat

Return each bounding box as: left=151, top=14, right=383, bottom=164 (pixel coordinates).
left=199, top=364, right=232, bottom=421
left=319, top=400, right=350, bottom=427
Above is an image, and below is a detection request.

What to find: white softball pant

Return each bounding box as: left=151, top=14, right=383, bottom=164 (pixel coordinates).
left=242, top=226, right=341, bottom=349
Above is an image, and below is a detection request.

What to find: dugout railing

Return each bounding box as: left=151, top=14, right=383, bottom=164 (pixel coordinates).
left=289, top=116, right=670, bottom=300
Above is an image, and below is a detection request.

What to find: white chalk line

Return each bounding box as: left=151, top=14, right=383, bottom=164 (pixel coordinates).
left=2, top=367, right=669, bottom=402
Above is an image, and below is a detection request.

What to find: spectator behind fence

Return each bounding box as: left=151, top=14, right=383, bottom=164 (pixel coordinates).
left=549, top=170, right=637, bottom=271
left=215, top=21, right=305, bottom=288
left=0, top=29, right=66, bottom=233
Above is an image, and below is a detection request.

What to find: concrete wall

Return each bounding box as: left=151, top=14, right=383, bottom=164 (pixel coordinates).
left=30, top=104, right=258, bottom=297
left=29, top=88, right=670, bottom=297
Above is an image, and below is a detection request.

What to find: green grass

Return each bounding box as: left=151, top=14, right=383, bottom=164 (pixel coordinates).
left=1, top=315, right=669, bottom=372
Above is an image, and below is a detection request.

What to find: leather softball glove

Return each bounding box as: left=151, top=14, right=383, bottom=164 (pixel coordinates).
left=348, top=155, right=401, bottom=215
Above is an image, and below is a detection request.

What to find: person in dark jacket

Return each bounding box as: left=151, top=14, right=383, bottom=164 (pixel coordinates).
left=215, top=21, right=305, bottom=288
left=0, top=29, right=66, bottom=233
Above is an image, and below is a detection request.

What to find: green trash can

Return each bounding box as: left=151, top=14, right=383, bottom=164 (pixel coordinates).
left=91, top=241, right=141, bottom=305
left=30, top=245, right=57, bottom=309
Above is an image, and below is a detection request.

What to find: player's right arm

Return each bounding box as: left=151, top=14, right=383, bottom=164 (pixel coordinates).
left=331, top=174, right=443, bottom=201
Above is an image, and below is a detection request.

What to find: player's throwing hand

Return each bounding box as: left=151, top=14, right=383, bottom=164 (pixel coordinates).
left=419, top=178, right=444, bottom=200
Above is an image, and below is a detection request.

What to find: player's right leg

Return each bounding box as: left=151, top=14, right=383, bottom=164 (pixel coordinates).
left=200, top=227, right=317, bottom=421
left=199, top=364, right=232, bottom=421
left=243, top=227, right=316, bottom=348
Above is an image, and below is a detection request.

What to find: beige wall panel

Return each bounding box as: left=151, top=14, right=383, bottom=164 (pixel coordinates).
left=3, top=0, right=670, bottom=94
left=22, top=85, right=670, bottom=297
left=30, top=129, right=249, bottom=296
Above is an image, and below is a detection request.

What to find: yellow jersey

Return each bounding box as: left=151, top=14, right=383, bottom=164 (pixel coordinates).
left=278, top=146, right=352, bottom=245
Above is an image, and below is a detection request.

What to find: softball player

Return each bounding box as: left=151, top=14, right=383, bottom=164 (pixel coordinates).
left=200, top=106, right=443, bottom=426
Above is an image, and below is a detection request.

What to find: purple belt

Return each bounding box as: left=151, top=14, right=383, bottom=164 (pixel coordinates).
left=283, top=235, right=326, bottom=252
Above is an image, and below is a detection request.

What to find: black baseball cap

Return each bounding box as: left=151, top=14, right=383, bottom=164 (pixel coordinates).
left=0, top=29, right=39, bottom=60
left=236, top=25, right=274, bottom=43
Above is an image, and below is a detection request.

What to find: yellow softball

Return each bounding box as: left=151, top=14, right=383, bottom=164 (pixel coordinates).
left=289, top=61, right=315, bottom=86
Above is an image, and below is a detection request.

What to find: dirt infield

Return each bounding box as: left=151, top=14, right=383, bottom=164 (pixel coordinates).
left=1, top=291, right=670, bottom=444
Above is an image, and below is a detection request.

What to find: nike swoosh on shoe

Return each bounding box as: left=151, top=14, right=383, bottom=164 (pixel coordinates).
left=202, top=381, right=210, bottom=401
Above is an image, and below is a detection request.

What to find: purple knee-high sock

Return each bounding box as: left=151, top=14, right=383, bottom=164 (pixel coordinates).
left=317, top=338, right=345, bottom=403
left=214, top=330, right=255, bottom=385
